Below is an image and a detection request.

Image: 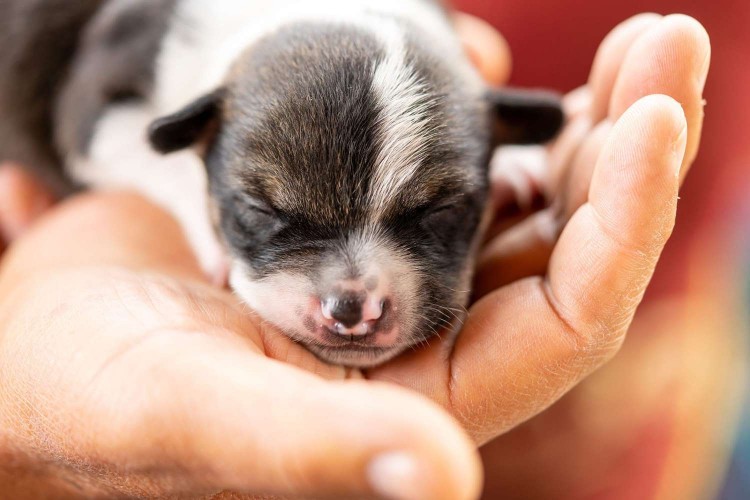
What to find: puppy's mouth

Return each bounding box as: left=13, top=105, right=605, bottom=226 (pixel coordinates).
left=320, top=327, right=381, bottom=346
left=299, top=340, right=403, bottom=368
left=294, top=303, right=404, bottom=367
left=255, top=305, right=406, bottom=367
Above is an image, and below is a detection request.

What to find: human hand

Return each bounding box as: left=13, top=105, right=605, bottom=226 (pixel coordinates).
left=0, top=11, right=708, bottom=499
left=0, top=193, right=481, bottom=499
left=476, top=13, right=708, bottom=293
left=366, top=12, right=708, bottom=445
left=464, top=13, right=715, bottom=497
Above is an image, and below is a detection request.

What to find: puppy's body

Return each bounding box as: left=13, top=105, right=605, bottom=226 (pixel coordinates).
left=0, top=0, right=563, bottom=367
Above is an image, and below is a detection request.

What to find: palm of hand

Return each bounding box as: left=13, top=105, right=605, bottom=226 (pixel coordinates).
left=0, top=12, right=708, bottom=500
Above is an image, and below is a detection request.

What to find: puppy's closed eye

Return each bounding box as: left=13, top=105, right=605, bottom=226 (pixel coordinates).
left=421, top=200, right=474, bottom=243
left=229, top=194, right=284, bottom=236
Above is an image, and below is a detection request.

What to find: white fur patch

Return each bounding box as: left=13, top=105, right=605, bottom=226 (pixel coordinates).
left=67, top=104, right=225, bottom=278
left=367, top=25, right=435, bottom=218
left=154, top=0, right=476, bottom=114
left=229, top=263, right=313, bottom=334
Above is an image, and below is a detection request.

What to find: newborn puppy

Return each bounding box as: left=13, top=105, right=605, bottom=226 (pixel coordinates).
left=1, top=0, right=563, bottom=367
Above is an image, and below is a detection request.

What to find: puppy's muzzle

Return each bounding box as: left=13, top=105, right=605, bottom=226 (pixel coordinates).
left=320, top=288, right=386, bottom=338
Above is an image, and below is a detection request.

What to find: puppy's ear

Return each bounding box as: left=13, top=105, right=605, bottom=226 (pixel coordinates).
left=489, top=88, right=565, bottom=146
left=148, top=88, right=225, bottom=154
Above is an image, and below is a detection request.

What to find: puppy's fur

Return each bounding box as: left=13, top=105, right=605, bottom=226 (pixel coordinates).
left=0, top=0, right=563, bottom=367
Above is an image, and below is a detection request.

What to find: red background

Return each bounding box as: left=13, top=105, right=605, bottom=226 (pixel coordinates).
left=454, top=0, right=750, bottom=297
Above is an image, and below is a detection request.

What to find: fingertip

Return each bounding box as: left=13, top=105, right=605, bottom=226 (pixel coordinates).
left=590, top=94, right=687, bottom=249
left=617, top=94, right=688, bottom=160
left=345, top=381, right=483, bottom=500
left=658, top=14, right=710, bottom=172
left=655, top=15, right=711, bottom=102
left=594, top=11, right=663, bottom=63
left=611, top=14, right=711, bottom=119
left=605, top=94, right=687, bottom=191
left=588, top=13, right=662, bottom=121
left=662, top=13, right=712, bottom=79
left=368, top=447, right=480, bottom=500
left=627, top=93, right=686, bottom=121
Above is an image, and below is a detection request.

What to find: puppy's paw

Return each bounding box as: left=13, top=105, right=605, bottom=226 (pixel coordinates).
left=489, top=145, right=549, bottom=215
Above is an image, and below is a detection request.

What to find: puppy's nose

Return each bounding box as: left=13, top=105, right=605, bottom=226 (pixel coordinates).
left=321, top=291, right=384, bottom=331
left=325, top=292, right=362, bottom=328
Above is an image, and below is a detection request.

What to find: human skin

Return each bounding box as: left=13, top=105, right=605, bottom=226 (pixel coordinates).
left=0, top=12, right=708, bottom=500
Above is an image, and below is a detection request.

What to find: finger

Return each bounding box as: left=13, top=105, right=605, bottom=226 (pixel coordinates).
left=454, top=12, right=512, bottom=86
left=560, top=14, right=710, bottom=220
left=588, top=13, right=663, bottom=122
left=175, top=354, right=482, bottom=499
left=478, top=15, right=710, bottom=293
left=611, top=14, right=710, bottom=179
left=548, top=14, right=660, bottom=195
left=547, top=94, right=686, bottom=356
left=0, top=163, right=55, bottom=245
left=448, top=95, right=687, bottom=443
left=557, top=120, right=612, bottom=218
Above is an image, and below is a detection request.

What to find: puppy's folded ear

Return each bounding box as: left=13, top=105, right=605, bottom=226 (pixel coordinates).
left=148, top=88, right=225, bottom=154
left=489, top=88, right=565, bottom=146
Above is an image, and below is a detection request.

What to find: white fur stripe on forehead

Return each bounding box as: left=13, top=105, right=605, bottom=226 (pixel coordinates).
left=156, top=0, right=467, bottom=114
left=367, top=24, right=436, bottom=219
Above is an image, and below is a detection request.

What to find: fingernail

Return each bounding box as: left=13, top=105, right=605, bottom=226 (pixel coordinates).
left=367, top=452, right=425, bottom=500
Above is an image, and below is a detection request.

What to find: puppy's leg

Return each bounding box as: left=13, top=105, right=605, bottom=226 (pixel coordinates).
left=67, top=104, right=227, bottom=283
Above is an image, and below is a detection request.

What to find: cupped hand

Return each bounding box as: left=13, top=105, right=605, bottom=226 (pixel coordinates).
left=364, top=13, right=709, bottom=445
left=0, top=194, right=480, bottom=499
left=0, top=12, right=709, bottom=499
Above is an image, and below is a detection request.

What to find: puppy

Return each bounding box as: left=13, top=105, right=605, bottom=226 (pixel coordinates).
left=0, top=0, right=563, bottom=367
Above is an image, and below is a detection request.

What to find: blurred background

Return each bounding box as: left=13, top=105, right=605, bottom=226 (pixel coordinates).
left=452, top=0, right=749, bottom=498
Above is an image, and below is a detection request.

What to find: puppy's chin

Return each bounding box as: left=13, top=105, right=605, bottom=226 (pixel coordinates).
left=301, top=342, right=405, bottom=368
left=286, top=320, right=410, bottom=368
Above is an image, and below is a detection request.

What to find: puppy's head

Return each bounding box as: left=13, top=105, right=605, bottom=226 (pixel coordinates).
left=149, top=22, right=562, bottom=367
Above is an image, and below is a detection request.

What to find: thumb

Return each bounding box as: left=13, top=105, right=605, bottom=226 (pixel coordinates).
left=94, top=333, right=482, bottom=500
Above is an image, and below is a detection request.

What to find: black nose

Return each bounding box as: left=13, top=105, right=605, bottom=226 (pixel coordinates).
left=326, top=292, right=363, bottom=328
